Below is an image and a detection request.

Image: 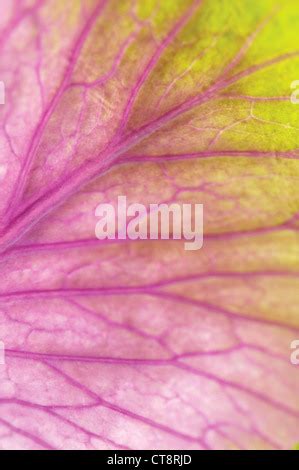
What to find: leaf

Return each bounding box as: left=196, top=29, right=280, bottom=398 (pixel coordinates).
left=0, top=0, right=298, bottom=450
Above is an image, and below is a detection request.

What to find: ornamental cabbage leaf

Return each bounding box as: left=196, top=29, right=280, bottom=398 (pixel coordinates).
left=0, top=0, right=299, bottom=450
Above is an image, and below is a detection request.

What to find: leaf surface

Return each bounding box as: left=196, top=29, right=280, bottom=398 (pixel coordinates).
left=0, top=0, right=299, bottom=450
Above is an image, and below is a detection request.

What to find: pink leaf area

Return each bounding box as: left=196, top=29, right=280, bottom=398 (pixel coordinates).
left=0, top=0, right=299, bottom=450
